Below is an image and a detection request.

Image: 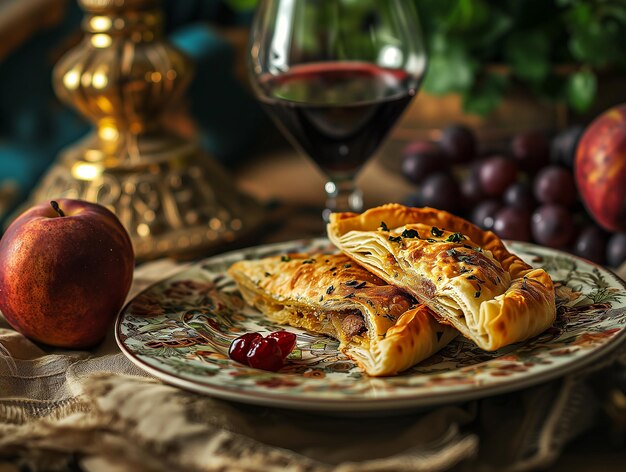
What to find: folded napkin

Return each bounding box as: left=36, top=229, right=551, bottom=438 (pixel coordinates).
left=0, top=259, right=624, bottom=472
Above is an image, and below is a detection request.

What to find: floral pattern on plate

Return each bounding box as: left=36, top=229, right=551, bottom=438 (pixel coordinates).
left=116, top=239, right=626, bottom=411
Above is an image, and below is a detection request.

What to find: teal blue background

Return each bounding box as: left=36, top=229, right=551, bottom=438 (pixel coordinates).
left=0, top=0, right=268, bottom=219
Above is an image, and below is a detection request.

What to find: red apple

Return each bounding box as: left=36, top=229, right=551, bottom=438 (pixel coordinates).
left=0, top=199, right=134, bottom=348
left=575, top=104, right=626, bottom=232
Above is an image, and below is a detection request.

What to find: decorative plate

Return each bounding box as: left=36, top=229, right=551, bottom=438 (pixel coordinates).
left=116, top=239, right=626, bottom=412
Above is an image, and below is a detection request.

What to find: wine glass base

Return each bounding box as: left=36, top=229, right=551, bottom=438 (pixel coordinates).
left=322, top=208, right=333, bottom=223
left=323, top=180, right=363, bottom=222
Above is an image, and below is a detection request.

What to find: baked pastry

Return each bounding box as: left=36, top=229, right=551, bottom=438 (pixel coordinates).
left=327, top=204, right=556, bottom=351
left=228, top=253, right=457, bottom=376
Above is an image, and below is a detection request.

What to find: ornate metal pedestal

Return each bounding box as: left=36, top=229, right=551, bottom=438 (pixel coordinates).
left=27, top=0, right=264, bottom=259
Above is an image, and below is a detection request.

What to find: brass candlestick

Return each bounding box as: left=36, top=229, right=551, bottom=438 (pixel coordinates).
left=27, top=0, right=264, bottom=259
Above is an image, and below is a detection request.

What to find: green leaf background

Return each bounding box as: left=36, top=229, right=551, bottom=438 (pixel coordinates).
left=229, top=0, right=626, bottom=116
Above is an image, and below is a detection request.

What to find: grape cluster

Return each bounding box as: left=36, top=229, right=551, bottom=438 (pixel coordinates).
left=401, top=125, right=626, bottom=267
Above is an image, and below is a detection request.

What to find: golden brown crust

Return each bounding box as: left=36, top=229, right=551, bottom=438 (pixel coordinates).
left=328, top=204, right=556, bottom=351
left=229, top=253, right=412, bottom=339
left=378, top=305, right=457, bottom=375
left=330, top=204, right=530, bottom=277
left=227, top=253, right=456, bottom=376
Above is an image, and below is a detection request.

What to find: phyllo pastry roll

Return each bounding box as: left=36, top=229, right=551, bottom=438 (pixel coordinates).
left=327, top=203, right=556, bottom=351
left=227, top=253, right=456, bottom=376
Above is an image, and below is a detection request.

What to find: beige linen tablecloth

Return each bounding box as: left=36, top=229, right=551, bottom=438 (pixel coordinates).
left=0, top=258, right=624, bottom=472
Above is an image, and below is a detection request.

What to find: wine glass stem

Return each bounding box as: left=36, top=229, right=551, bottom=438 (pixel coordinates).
left=323, top=179, right=363, bottom=222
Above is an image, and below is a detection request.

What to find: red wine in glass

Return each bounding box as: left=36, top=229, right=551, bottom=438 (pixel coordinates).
left=260, top=62, right=417, bottom=180
left=248, top=0, right=426, bottom=220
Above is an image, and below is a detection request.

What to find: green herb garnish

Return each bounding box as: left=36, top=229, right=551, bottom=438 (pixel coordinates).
left=458, top=255, right=476, bottom=264
left=302, top=259, right=315, bottom=264
left=402, top=229, right=420, bottom=239
left=431, top=226, right=444, bottom=237
left=281, top=255, right=291, bottom=262
left=446, top=232, right=465, bottom=243
left=344, top=280, right=368, bottom=289
left=379, top=221, right=389, bottom=231
left=389, top=235, right=402, bottom=243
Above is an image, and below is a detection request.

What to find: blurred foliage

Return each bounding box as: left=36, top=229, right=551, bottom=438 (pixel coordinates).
left=225, top=0, right=258, bottom=12
left=418, top=0, right=626, bottom=115
left=231, top=0, right=626, bottom=116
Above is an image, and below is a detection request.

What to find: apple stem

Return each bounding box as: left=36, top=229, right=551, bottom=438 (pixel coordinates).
left=50, top=201, right=65, bottom=217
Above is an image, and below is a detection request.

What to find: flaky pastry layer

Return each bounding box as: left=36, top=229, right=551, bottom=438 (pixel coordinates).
left=228, top=253, right=456, bottom=376
left=327, top=204, right=556, bottom=351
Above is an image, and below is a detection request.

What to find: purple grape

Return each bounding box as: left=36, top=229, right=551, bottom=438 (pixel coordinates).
left=404, top=191, right=424, bottom=208
left=471, top=200, right=503, bottom=230
left=551, top=126, right=584, bottom=169
left=503, top=182, right=536, bottom=212
left=533, top=166, right=577, bottom=207
left=460, top=173, right=485, bottom=210
left=493, top=207, right=532, bottom=242
left=419, top=173, right=461, bottom=213
left=607, top=233, right=626, bottom=268
left=401, top=141, right=447, bottom=184
left=478, top=156, right=518, bottom=197
left=440, top=124, right=477, bottom=164
left=531, top=205, right=575, bottom=248
left=574, top=226, right=607, bottom=264
left=512, top=130, right=550, bottom=173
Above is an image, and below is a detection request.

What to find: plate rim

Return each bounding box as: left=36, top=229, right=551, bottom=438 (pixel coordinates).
left=115, top=239, right=626, bottom=412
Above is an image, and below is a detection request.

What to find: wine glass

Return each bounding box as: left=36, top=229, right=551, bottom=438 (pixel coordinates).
left=248, top=0, right=427, bottom=221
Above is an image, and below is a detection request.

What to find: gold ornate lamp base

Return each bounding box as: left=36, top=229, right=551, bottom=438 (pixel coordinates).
left=26, top=0, right=264, bottom=260
left=30, top=131, right=264, bottom=260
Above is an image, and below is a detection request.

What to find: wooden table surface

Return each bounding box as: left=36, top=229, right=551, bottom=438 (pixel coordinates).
left=234, top=148, right=626, bottom=472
